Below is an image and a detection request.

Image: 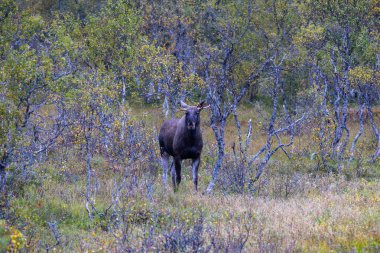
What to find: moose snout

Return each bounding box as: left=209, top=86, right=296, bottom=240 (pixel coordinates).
left=187, top=122, right=196, bottom=130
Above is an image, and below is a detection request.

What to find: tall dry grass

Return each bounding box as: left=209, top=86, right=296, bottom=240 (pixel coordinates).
left=3, top=104, right=380, bottom=252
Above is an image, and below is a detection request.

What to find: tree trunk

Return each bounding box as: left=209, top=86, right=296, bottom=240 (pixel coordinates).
left=350, top=94, right=364, bottom=160
left=338, top=68, right=351, bottom=156
left=120, top=77, right=127, bottom=142
left=367, top=104, right=380, bottom=160
left=205, top=119, right=226, bottom=193
left=85, top=110, right=94, bottom=219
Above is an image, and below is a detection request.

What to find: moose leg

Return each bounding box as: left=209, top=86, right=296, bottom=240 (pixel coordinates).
left=173, top=157, right=182, bottom=191
left=192, top=157, right=200, bottom=192
left=170, top=163, right=176, bottom=190
left=160, top=152, right=170, bottom=184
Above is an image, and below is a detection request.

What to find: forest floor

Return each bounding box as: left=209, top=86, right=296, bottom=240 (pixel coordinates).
left=3, top=104, right=380, bottom=252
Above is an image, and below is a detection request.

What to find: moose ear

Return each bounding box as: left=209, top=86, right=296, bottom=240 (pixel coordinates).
left=197, top=101, right=210, bottom=110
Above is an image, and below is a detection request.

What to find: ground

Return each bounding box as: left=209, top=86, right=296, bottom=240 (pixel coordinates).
left=1, top=104, right=380, bottom=252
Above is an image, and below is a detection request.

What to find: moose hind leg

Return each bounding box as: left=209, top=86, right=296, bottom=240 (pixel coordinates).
left=192, top=157, right=200, bottom=192
left=161, top=152, right=170, bottom=184
left=170, top=164, right=176, bottom=191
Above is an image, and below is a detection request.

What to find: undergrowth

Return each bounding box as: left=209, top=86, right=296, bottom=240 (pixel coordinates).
left=1, top=106, right=380, bottom=252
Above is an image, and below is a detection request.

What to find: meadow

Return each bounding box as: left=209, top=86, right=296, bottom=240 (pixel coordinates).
left=2, top=104, right=380, bottom=252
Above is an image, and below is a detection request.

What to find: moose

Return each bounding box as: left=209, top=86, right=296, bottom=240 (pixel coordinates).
left=159, top=101, right=208, bottom=192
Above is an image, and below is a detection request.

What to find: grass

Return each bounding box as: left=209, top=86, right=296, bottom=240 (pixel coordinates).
left=8, top=170, right=380, bottom=252
left=2, top=104, right=380, bottom=252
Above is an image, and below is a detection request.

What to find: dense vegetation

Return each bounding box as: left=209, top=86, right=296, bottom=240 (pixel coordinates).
left=1, top=0, right=380, bottom=251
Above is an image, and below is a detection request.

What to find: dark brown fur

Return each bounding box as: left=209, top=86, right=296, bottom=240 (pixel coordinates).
left=159, top=101, right=207, bottom=191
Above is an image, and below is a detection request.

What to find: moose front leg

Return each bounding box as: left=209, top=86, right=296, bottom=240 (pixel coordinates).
left=192, top=157, right=200, bottom=192
left=172, top=157, right=182, bottom=192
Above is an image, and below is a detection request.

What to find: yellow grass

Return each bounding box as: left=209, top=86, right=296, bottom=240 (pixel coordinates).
left=9, top=104, right=380, bottom=252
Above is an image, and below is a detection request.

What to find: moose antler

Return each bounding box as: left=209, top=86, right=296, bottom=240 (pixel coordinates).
left=180, top=101, right=190, bottom=109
